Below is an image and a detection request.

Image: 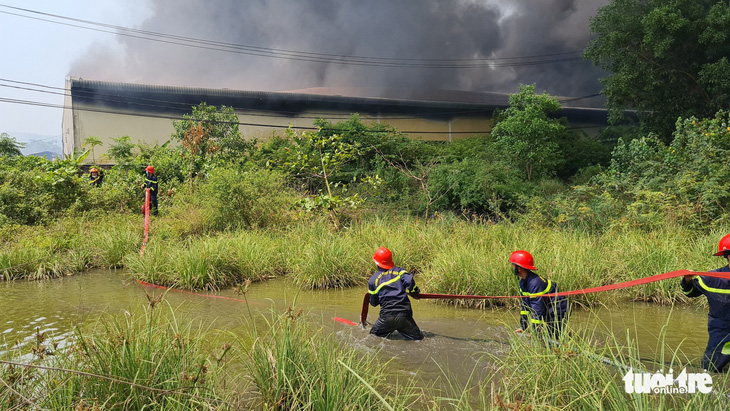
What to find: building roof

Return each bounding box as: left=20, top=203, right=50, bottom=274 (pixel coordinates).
left=68, top=77, right=611, bottom=125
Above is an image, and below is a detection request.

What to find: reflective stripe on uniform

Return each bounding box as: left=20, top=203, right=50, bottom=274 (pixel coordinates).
left=530, top=318, right=544, bottom=324
left=369, top=270, right=406, bottom=295
left=520, top=310, right=530, bottom=315
left=145, top=178, right=157, bottom=190
left=697, top=277, right=730, bottom=294
left=521, top=280, right=552, bottom=297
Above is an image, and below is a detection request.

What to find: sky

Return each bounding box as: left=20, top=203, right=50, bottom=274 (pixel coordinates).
left=0, top=0, right=609, bottom=141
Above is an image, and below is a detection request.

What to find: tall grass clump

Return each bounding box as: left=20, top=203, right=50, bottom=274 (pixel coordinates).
left=242, top=306, right=416, bottom=410
left=85, top=214, right=140, bottom=268
left=128, top=231, right=287, bottom=290
left=0, top=302, right=236, bottom=410
left=284, top=223, right=369, bottom=289
left=489, top=315, right=730, bottom=410
left=420, top=221, right=730, bottom=307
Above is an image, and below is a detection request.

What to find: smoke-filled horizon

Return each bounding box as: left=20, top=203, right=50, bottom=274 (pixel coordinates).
left=70, top=0, right=609, bottom=105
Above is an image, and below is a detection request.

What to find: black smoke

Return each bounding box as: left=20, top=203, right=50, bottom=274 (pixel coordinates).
left=70, top=0, right=609, bottom=104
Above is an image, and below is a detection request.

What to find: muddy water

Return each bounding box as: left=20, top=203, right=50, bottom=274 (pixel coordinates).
left=0, top=270, right=714, bottom=386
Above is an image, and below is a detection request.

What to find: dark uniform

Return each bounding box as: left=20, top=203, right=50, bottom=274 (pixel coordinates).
left=519, top=271, right=568, bottom=338
left=89, top=172, right=103, bottom=187
left=368, top=267, right=423, bottom=340
left=144, top=172, right=158, bottom=215
left=681, top=266, right=730, bottom=372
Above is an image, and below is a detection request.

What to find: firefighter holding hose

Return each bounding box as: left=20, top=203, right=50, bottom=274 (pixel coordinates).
left=510, top=250, right=568, bottom=339
left=142, top=165, right=158, bottom=216
left=681, top=233, right=730, bottom=372
left=368, top=247, right=424, bottom=340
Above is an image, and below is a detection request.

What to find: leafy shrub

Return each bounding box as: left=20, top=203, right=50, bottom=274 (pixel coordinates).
left=198, top=166, right=298, bottom=230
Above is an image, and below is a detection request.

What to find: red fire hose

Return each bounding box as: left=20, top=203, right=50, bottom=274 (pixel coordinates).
left=360, top=269, right=730, bottom=326
left=139, top=188, right=150, bottom=258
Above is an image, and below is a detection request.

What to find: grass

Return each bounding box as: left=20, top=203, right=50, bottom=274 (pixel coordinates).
left=3, top=208, right=730, bottom=309
left=427, top=310, right=730, bottom=410
left=0, top=301, right=237, bottom=410
left=240, top=304, right=418, bottom=410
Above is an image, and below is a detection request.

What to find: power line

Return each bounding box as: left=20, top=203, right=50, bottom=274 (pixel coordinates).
left=0, top=96, right=497, bottom=135
left=0, top=4, right=587, bottom=69
left=0, top=78, right=604, bottom=125
left=0, top=78, right=496, bottom=121
left=0, top=92, right=609, bottom=135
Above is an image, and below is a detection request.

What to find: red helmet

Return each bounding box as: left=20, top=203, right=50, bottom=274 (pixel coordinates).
left=90, top=168, right=98, bottom=173
left=373, top=247, right=395, bottom=270
left=145, top=165, right=155, bottom=174
left=509, top=250, right=537, bottom=270
left=713, top=234, right=730, bottom=256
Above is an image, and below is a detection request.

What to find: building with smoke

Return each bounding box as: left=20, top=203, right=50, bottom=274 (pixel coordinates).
left=62, top=76, right=610, bottom=163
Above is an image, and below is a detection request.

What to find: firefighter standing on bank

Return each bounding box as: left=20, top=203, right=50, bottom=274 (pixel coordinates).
left=368, top=247, right=424, bottom=340
left=142, top=165, right=158, bottom=216
left=681, top=233, right=730, bottom=372
left=510, top=250, right=568, bottom=338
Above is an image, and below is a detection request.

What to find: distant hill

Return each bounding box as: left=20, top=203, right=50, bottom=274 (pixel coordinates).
left=5, top=132, right=63, bottom=158
left=27, top=151, right=60, bottom=160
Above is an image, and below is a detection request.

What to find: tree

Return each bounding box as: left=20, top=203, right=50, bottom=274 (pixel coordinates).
left=491, top=85, right=566, bottom=181
left=586, top=0, right=730, bottom=139
left=0, top=132, right=24, bottom=157
left=282, top=127, right=362, bottom=228
left=83, top=136, right=103, bottom=163
left=106, top=136, right=135, bottom=167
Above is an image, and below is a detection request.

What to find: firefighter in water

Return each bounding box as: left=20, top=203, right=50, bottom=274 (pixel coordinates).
left=142, top=165, right=158, bottom=216
left=681, top=233, right=730, bottom=372
left=510, top=250, right=568, bottom=339
left=368, top=247, right=424, bottom=340
left=89, top=167, right=103, bottom=187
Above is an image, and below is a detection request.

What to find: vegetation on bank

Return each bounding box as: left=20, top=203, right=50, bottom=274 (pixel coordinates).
left=0, top=298, right=418, bottom=410
left=3, top=299, right=728, bottom=410
left=2, top=93, right=730, bottom=305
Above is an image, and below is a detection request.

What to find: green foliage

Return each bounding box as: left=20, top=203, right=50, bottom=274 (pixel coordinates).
left=428, top=135, right=531, bottom=218
left=244, top=308, right=412, bottom=410
left=586, top=0, right=730, bottom=138
left=82, top=136, right=103, bottom=163
left=491, top=84, right=567, bottom=180
left=534, top=111, right=730, bottom=229
left=0, top=153, right=88, bottom=225
left=492, top=317, right=730, bottom=409
left=198, top=166, right=297, bottom=230
left=172, top=103, right=253, bottom=188
left=0, top=132, right=24, bottom=157
left=281, top=126, right=364, bottom=225
left=106, top=135, right=135, bottom=167
left=0, top=305, right=231, bottom=409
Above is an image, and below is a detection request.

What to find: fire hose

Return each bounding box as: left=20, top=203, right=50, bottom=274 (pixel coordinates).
left=359, top=269, right=730, bottom=325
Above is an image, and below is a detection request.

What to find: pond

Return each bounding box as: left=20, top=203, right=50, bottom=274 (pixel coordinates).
left=0, top=270, right=714, bottom=387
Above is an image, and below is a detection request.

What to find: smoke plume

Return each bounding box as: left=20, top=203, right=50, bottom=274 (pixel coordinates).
left=70, top=0, right=609, bottom=104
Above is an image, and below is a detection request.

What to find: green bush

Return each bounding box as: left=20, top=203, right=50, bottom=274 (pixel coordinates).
left=198, top=166, right=298, bottom=230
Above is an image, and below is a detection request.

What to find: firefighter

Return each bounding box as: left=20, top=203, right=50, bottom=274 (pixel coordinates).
left=681, top=233, right=730, bottom=372
left=510, top=250, right=568, bottom=339
left=368, top=247, right=423, bottom=340
left=142, top=165, right=158, bottom=216
left=89, top=167, right=103, bottom=187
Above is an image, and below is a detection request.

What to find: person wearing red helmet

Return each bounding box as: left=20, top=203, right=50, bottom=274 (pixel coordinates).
left=681, top=233, right=730, bottom=372
left=89, top=167, right=103, bottom=187
left=367, top=246, right=423, bottom=340
left=510, top=250, right=568, bottom=338
left=142, top=165, right=159, bottom=215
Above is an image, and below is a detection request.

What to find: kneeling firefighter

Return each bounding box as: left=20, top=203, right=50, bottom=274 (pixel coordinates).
left=368, top=247, right=424, bottom=340
left=510, top=250, right=568, bottom=339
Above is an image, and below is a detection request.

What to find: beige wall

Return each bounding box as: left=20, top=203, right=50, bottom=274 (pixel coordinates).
left=71, top=105, right=495, bottom=164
